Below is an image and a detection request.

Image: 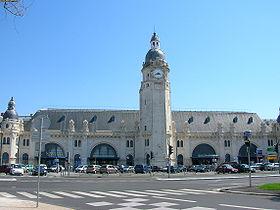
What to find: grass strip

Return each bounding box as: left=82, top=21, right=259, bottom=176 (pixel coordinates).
left=258, top=183, right=280, bottom=191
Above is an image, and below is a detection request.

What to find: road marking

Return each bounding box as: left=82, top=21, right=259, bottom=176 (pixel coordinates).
left=0, top=178, right=17, bottom=182
left=39, top=192, right=63, bottom=198
left=72, top=191, right=104, bottom=198
left=185, top=207, right=216, bottom=210
left=162, top=189, right=203, bottom=195
left=109, top=191, right=146, bottom=197
left=146, top=189, right=183, bottom=195
left=152, top=196, right=197, bottom=203
left=219, top=204, right=276, bottom=210
left=17, top=192, right=37, bottom=198
left=0, top=192, right=16, bottom=198
left=86, top=201, right=113, bottom=207
left=181, top=188, right=222, bottom=194
left=126, top=190, right=164, bottom=196
left=53, top=191, right=83, bottom=198
left=90, top=191, right=126, bottom=198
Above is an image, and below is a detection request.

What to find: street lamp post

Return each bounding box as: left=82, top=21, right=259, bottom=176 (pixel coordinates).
left=0, top=116, right=3, bottom=165
left=36, top=117, right=43, bottom=208
left=244, top=130, right=252, bottom=187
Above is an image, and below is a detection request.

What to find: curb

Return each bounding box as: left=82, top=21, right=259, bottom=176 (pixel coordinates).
left=218, top=186, right=279, bottom=196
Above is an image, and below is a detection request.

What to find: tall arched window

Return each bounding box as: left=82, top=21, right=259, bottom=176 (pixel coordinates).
left=227, top=140, right=230, bottom=147
left=22, top=153, right=29, bottom=165
left=78, top=140, right=81, bottom=147
left=23, top=139, right=26, bottom=146
left=2, top=152, right=9, bottom=164
left=27, top=139, right=30, bottom=146
left=74, top=140, right=78, bottom=147
left=3, top=137, right=6, bottom=144
left=224, top=140, right=227, bottom=147
left=130, top=140, right=133, bottom=148
left=126, top=140, right=129, bottom=147
left=180, top=140, right=183, bottom=147
left=177, top=140, right=180, bottom=147
left=7, top=137, right=10, bottom=145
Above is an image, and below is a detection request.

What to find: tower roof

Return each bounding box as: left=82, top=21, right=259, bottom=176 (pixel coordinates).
left=3, top=97, right=19, bottom=120
left=145, top=32, right=166, bottom=64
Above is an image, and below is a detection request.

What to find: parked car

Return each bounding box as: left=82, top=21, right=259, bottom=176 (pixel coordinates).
left=193, top=165, right=207, bottom=173
left=151, top=165, right=162, bottom=172
left=10, top=164, right=24, bottom=176
left=240, top=164, right=256, bottom=173
left=86, top=165, right=101, bottom=174
left=0, top=165, right=11, bottom=175
left=100, top=165, right=118, bottom=174
left=162, top=166, right=176, bottom=173
left=48, top=165, right=65, bottom=172
left=123, top=166, right=134, bottom=173
left=32, top=166, right=47, bottom=176
left=187, top=165, right=199, bottom=172
left=75, top=165, right=88, bottom=173
left=134, top=165, right=151, bottom=174
left=215, top=164, right=238, bottom=174
left=40, top=164, right=48, bottom=170
left=25, top=164, right=34, bottom=173
left=266, top=163, right=279, bottom=171
left=250, top=163, right=263, bottom=170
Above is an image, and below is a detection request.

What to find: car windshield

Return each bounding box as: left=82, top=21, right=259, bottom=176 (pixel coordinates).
left=13, top=165, right=22, bottom=168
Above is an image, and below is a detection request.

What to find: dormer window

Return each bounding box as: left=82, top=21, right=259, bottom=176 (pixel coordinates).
left=89, top=115, right=97, bottom=123
left=233, top=116, right=238, bottom=123
left=108, top=116, right=115, bottom=123
left=204, top=116, right=210, bottom=124
left=248, top=117, right=253, bottom=124
left=188, top=116, right=193, bottom=124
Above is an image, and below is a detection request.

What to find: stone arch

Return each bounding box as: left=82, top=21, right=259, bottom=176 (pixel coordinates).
left=89, top=143, right=118, bottom=165
left=238, top=143, right=258, bottom=164
left=225, top=153, right=231, bottom=162
left=41, top=142, right=65, bottom=167
left=192, top=143, right=218, bottom=165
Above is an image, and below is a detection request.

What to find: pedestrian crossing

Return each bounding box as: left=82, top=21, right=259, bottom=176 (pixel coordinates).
left=0, top=188, right=222, bottom=200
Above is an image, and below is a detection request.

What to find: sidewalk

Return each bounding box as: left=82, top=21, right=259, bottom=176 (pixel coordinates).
left=220, top=186, right=280, bottom=196
left=0, top=198, right=72, bottom=210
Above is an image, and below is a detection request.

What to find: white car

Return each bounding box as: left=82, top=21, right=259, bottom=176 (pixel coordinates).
left=75, top=165, right=88, bottom=173
left=10, top=164, right=24, bottom=176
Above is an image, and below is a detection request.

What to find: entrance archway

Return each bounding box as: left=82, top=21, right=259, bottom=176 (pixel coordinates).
left=177, top=154, right=184, bottom=165
left=238, top=144, right=257, bottom=164
left=192, top=144, right=218, bottom=165
left=22, top=153, right=29, bottom=165
left=74, top=154, right=81, bottom=168
left=89, top=143, right=119, bottom=165
left=2, top=152, right=9, bottom=164
left=225, top=154, right=230, bottom=162
left=146, top=153, right=150, bottom=166
left=126, top=154, right=134, bottom=166
left=41, top=143, right=65, bottom=167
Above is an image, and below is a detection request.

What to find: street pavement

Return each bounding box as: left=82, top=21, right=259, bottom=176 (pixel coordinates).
left=0, top=171, right=279, bottom=209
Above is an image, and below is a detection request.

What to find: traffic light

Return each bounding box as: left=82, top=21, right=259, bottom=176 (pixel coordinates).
left=150, top=151, right=154, bottom=159
left=168, top=145, right=173, bottom=156
left=274, top=143, right=279, bottom=153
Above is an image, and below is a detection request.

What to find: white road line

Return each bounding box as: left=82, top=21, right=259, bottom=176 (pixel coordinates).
left=219, top=203, right=276, bottom=210
left=126, top=190, right=164, bottom=196
left=90, top=191, right=126, bottom=198
left=148, top=189, right=183, bottom=195
left=0, top=192, right=16, bottom=198
left=17, top=192, right=37, bottom=198
left=181, top=188, right=222, bottom=194
left=0, top=178, right=17, bottom=182
left=39, top=192, right=63, bottom=198
left=185, top=207, right=216, bottom=210
left=162, top=189, right=203, bottom=195
left=72, top=191, right=105, bottom=198
left=152, top=196, right=197, bottom=203
left=109, top=191, right=147, bottom=197
left=53, top=191, right=83, bottom=198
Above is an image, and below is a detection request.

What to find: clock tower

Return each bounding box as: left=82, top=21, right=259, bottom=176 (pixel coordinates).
left=138, top=33, right=174, bottom=167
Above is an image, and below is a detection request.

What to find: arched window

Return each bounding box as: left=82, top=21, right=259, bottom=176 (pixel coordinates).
left=126, top=140, right=129, bottom=147
left=227, top=140, right=230, bottom=147
left=74, top=140, right=78, bottom=147
left=27, top=139, right=30, bottom=146
left=177, top=140, right=180, bottom=147
left=22, top=153, right=29, bottom=165
left=3, top=137, right=6, bottom=144
left=7, top=137, right=10, bottom=145
left=78, top=140, right=81, bottom=147
left=44, top=143, right=65, bottom=158
left=2, top=152, right=9, bottom=164
left=23, top=139, right=26, bottom=146
left=177, top=154, right=184, bottom=165
left=224, top=140, right=227, bottom=147
left=180, top=140, right=183, bottom=147
left=130, top=140, right=133, bottom=148
left=225, top=154, right=230, bottom=162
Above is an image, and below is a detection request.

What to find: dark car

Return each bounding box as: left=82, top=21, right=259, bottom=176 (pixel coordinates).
left=0, top=165, right=11, bottom=174
left=215, top=164, right=238, bottom=174
left=151, top=166, right=162, bottom=172
left=134, top=165, right=151, bottom=174
left=187, top=165, right=199, bottom=172
left=32, top=166, right=47, bottom=176
left=194, top=165, right=207, bottom=173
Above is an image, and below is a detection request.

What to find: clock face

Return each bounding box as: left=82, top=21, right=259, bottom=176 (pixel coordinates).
left=152, top=68, right=163, bottom=79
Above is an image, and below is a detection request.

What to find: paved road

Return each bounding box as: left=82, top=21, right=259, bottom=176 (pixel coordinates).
left=0, top=173, right=279, bottom=209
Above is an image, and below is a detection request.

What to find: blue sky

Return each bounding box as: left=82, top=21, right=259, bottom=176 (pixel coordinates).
left=0, top=0, right=279, bottom=119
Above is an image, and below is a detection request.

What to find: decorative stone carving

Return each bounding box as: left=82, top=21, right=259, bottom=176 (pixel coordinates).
left=83, top=120, right=89, bottom=133
left=69, top=119, right=75, bottom=132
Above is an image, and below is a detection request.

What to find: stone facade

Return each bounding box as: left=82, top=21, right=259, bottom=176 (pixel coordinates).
left=1, top=33, right=279, bottom=168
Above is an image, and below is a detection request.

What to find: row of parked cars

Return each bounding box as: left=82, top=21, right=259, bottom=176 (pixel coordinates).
left=0, top=164, right=48, bottom=176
